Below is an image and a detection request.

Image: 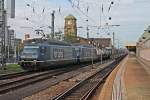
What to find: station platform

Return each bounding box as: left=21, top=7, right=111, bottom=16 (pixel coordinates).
left=98, top=54, right=150, bottom=100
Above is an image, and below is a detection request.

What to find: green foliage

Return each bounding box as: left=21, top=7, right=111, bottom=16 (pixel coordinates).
left=7, top=64, right=22, bottom=72
left=0, top=64, right=23, bottom=75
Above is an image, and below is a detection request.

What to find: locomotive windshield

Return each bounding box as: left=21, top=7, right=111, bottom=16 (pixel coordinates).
left=23, top=46, right=39, bottom=53
left=23, top=47, right=38, bottom=53
left=21, top=46, right=39, bottom=58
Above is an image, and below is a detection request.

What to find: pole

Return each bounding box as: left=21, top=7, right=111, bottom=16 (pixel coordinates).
left=117, top=40, right=119, bottom=50
left=101, top=48, right=103, bottom=64
left=117, top=39, right=119, bottom=57
left=14, top=33, right=16, bottom=63
left=92, top=40, right=94, bottom=68
left=0, top=0, right=6, bottom=68
left=17, top=45, right=19, bottom=62
left=14, top=46, right=16, bottom=63
left=86, top=19, right=89, bottom=39
left=8, top=45, right=9, bottom=62
left=86, top=6, right=89, bottom=39
left=112, top=32, right=115, bottom=59
left=51, top=10, right=55, bottom=39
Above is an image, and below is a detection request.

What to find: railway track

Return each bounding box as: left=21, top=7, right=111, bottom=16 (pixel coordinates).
left=0, top=62, right=95, bottom=95
left=0, top=71, right=34, bottom=80
left=52, top=56, right=125, bottom=100
left=0, top=59, right=110, bottom=81
left=0, top=69, right=67, bottom=94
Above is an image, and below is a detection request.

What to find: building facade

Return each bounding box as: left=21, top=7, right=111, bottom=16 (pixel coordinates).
left=77, top=37, right=112, bottom=48
left=89, top=38, right=112, bottom=48
left=6, top=0, right=15, bottom=18
left=136, top=26, right=150, bottom=61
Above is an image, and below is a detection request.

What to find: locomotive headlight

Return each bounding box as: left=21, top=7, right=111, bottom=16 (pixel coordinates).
left=33, top=60, right=37, bottom=64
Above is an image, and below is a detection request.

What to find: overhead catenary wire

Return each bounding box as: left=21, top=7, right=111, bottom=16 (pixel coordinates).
left=67, top=0, right=98, bottom=25
left=67, top=0, right=114, bottom=37
left=22, top=0, right=52, bottom=32
left=13, top=0, right=122, bottom=38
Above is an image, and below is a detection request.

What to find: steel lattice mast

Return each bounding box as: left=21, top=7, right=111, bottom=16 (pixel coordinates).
left=0, top=0, right=6, bottom=68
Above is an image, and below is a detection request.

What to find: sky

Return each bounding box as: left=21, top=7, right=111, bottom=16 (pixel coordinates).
left=7, top=0, right=150, bottom=46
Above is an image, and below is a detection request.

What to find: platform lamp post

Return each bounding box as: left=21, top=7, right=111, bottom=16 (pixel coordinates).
left=101, top=45, right=104, bottom=64
left=116, top=39, right=120, bottom=49
left=89, top=40, right=94, bottom=68
left=14, top=32, right=16, bottom=63
left=98, top=43, right=102, bottom=64
left=6, top=26, right=11, bottom=63
left=115, top=39, right=120, bottom=57
left=111, top=32, right=115, bottom=59
left=92, top=41, right=95, bottom=68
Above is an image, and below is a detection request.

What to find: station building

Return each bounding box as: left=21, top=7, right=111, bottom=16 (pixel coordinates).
left=136, top=25, right=150, bottom=62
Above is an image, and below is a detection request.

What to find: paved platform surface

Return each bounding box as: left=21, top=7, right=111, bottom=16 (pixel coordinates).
left=99, top=54, right=150, bottom=100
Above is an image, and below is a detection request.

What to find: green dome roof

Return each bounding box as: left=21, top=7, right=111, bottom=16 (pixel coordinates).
left=65, top=14, right=76, bottom=20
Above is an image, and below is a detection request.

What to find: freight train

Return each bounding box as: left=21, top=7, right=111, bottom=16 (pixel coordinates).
left=18, top=39, right=125, bottom=70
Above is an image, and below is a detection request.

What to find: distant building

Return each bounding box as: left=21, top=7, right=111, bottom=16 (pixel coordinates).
left=25, top=33, right=30, bottom=40
left=7, top=29, right=15, bottom=48
left=6, top=29, right=22, bottom=59
left=64, top=14, right=77, bottom=38
left=0, top=0, right=15, bottom=62
left=6, top=0, right=15, bottom=18
left=77, top=37, right=112, bottom=48
left=76, top=37, right=90, bottom=45
left=14, top=38, right=22, bottom=47
left=89, top=38, right=112, bottom=48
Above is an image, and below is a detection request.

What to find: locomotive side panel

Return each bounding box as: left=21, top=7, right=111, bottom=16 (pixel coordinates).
left=79, top=47, right=98, bottom=62
left=44, top=45, right=75, bottom=67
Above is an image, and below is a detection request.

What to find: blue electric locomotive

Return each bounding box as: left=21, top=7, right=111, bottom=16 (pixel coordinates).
left=19, top=41, right=98, bottom=70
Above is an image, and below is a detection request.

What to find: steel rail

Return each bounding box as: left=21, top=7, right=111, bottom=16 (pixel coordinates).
left=52, top=56, right=125, bottom=100
left=81, top=68, right=112, bottom=100
left=0, top=62, right=95, bottom=95
left=82, top=56, right=126, bottom=100
left=0, top=69, right=69, bottom=94
left=0, top=69, right=63, bottom=86
left=0, top=71, right=33, bottom=80
left=52, top=63, right=115, bottom=100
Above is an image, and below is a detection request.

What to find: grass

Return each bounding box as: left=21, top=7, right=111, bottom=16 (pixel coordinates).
left=0, top=64, right=23, bottom=75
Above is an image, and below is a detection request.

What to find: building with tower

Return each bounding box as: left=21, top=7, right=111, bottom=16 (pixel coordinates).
left=64, top=14, right=77, bottom=42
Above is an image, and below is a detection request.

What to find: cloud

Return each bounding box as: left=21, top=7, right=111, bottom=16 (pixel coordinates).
left=7, top=0, right=150, bottom=45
